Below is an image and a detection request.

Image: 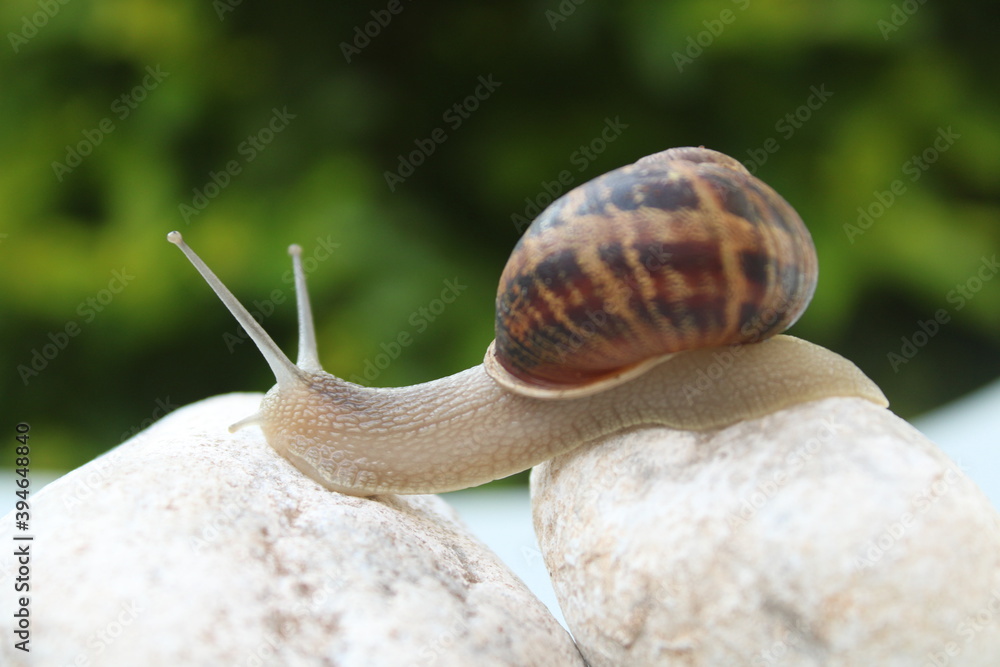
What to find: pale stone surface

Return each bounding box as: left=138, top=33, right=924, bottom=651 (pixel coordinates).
left=531, top=397, right=1000, bottom=666
left=0, top=393, right=583, bottom=667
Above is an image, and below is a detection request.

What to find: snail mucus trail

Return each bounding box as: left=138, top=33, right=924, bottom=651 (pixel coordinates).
left=168, top=146, right=887, bottom=496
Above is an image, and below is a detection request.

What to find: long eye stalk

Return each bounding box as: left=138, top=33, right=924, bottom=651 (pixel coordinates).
left=167, top=231, right=303, bottom=390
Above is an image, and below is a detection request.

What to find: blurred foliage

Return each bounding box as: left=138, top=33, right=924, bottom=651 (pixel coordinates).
left=1, top=0, right=998, bottom=477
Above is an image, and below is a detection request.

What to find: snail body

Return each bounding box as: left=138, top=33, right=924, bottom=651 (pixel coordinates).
left=168, top=147, right=887, bottom=496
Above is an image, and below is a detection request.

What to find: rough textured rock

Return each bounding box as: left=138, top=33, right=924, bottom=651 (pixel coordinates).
left=531, top=397, right=1000, bottom=666
left=0, top=393, right=583, bottom=667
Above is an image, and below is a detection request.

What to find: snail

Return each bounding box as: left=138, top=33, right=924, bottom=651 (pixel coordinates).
left=167, top=146, right=887, bottom=496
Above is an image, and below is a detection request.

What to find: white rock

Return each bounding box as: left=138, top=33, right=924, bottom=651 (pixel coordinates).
left=531, top=397, right=1000, bottom=666
left=0, top=393, right=583, bottom=667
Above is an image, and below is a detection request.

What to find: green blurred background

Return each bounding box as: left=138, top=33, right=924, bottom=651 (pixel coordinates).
left=2, top=0, right=998, bottom=478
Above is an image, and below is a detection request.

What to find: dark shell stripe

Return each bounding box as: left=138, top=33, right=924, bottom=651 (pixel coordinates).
left=494, top=147, right=817, bottom=390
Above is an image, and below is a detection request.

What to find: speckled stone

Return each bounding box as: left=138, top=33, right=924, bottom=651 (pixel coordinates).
left=0, top=393, right=583, bottom=667
left=531, top=397, right=1000, bottom=666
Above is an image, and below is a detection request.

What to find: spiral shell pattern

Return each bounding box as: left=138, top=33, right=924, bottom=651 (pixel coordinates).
left=489, top=146, right=818, bottom=394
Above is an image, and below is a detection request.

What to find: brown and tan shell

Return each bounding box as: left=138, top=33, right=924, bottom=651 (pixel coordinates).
left=484, top=146, right=819, bottom=399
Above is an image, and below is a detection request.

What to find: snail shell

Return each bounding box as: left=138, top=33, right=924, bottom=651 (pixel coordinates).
left=485, top=146, right=819, bottom=398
